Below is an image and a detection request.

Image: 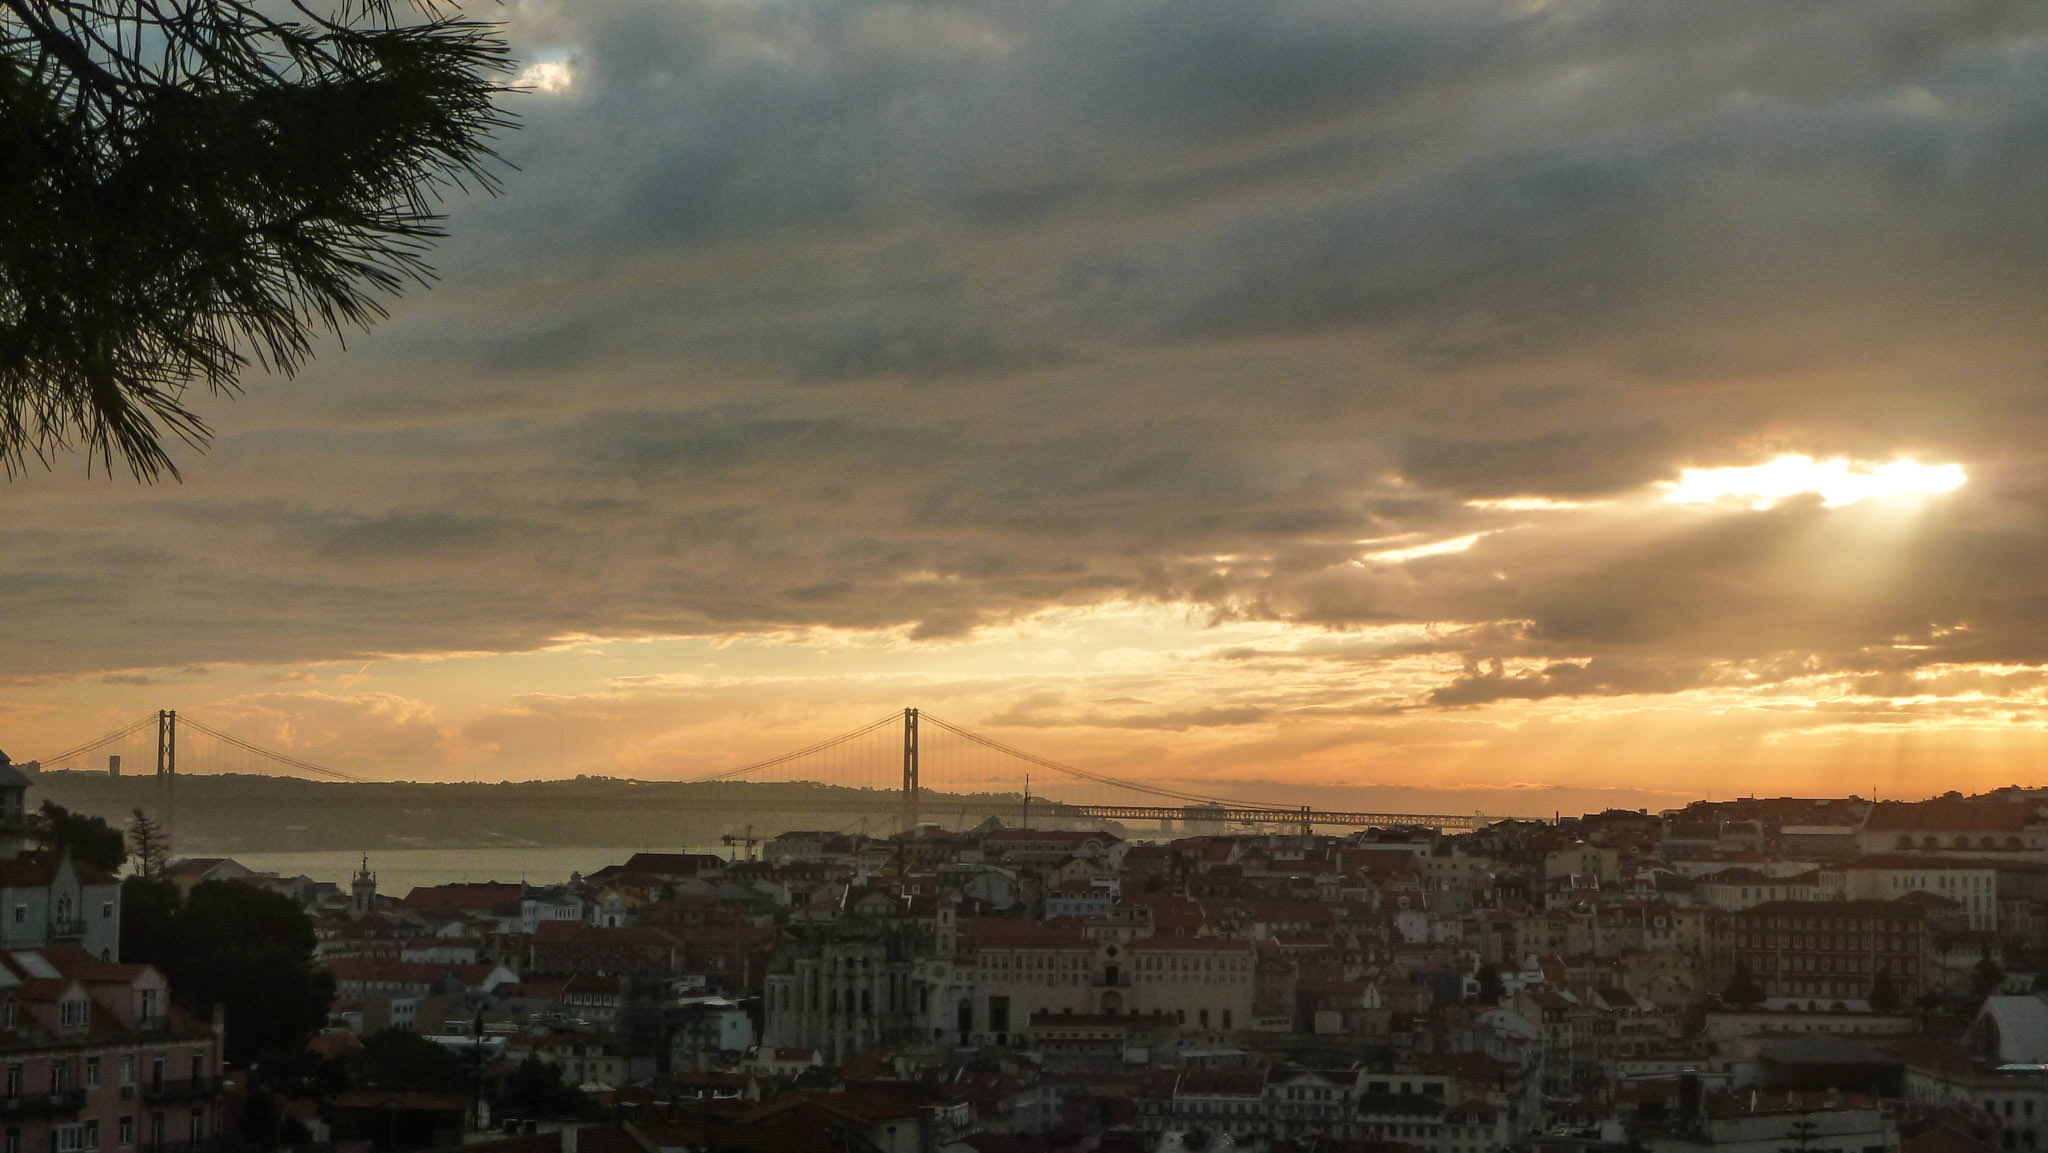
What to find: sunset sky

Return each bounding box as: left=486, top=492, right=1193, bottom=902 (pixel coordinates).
left=6, top=0, right=2048, bottom=816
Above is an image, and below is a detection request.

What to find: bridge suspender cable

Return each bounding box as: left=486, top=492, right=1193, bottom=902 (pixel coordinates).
left=32, top=713, right=160, bottom=765
left=918, top=711, right=1298, bottom=812
left=685, top=713, right=903, bottom=784
left=176, top=716, right=375, bottom=783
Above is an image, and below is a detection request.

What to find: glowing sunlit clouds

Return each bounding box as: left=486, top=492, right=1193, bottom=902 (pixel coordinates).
left=514, top=59, right=575, bottom=94
left=1464, top=496, right=1608, bottom=512
left=1360, top=531, right=1493, bottom=564
left=1661, top=454, right=1966, bottom=510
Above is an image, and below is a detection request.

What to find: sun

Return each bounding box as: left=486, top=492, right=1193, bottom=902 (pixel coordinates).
left=1660, top=454, right=1966, bottom=511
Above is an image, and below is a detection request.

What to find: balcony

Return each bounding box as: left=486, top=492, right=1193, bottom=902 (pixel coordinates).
left=142, top=1077, right=222, bottom=1104
left=49, top=919, right=88, bottom=940
left=1, top=1089, right=87, bottom=1116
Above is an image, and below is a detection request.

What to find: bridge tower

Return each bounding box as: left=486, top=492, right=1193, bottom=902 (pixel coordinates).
left=154, top=709, right=176, bottom=856
left=902, top=707, right=920, bottom=831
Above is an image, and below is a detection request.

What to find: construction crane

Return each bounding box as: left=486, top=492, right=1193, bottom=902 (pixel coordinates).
left=721, top=824, right=760, bottom=862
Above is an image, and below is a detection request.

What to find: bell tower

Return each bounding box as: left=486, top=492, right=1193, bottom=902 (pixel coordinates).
left=351, top=855, right=378, bottom=917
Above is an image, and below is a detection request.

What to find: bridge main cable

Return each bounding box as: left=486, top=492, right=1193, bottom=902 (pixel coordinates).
left=32, top=713, right=160, bottom=766
left=177, top=715, right=375, bottom=783
left=918, top=711, right=1304, bottom=812
left=686, top=712, right=903, bottom=784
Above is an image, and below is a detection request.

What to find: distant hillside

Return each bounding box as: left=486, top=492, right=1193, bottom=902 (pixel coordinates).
left=23, top=769, right=1071, bottom=853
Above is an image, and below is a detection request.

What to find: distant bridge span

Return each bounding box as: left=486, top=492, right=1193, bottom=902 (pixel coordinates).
left=36, top=707, right=1489, bottom=844
left=563, top=788, right=1482, bottom=832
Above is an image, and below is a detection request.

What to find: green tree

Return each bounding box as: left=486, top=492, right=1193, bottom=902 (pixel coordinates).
left=1780, top=1117, right=1819, bottom=1153
left=498, top=1055, right=587, bottom=1121
left=1724, top=961, right=1766, bottom=1008
left=353, top=1029, right=470, bottom=1094
left=1869, top=968, right=1901, bottom=1014
left=1974, top=954, right=2006, bottom=999
left=126, top=809, right=168, bottom=878
left=121, top=879, right=334, bottom=1065
left=30, top=801, right=125, bottom=872
left=118, top=875, right=181, bottom=965
left=0, top=0, right=514, bottom=480
left=1474, top=963, right=1506, bottom=1005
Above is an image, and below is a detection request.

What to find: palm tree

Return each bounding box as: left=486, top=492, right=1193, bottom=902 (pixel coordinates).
left=2, top=0, right=513, bottom=479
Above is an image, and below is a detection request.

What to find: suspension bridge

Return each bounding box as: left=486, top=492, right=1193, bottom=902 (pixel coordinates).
left=29, top=708, right=1484, bottom=849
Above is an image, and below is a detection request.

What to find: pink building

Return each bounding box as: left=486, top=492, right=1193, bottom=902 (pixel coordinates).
left=0, top=948, right=222, bottom=1153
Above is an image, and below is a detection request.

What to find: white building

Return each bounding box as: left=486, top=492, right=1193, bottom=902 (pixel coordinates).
left=0, top=758, right=122, bottom=960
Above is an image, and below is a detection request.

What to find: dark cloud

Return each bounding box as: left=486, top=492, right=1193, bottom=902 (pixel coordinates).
left=1427, top=657, right=1703, bottom=708
left=1, top=0, right=2045, bottom=721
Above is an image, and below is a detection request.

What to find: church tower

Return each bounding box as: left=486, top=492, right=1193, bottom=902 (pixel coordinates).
left=351, top=854, right=377, bottom=917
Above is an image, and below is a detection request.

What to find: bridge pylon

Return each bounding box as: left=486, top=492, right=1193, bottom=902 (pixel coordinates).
left=902, top=708, right=919, bottom=831
left=154, top=709, right=175, bottom=856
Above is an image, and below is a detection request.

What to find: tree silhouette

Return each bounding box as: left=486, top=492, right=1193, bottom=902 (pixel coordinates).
left=1780, top=1117, right=1820, bottom=1153
left=126, top=808, right=168, bottom=877
left=122, top=878, right=336, bottom=1065
left=1724, top=961, right=1765, bottom=1008
left=1869, top=968, right=1901, bottom=1014
left=30, top=801, right=125, bottom=872
left=1475, top=963, right=1506, bottom=1005
left=353, top=1029, right=470, bottom=1093
left=499, top=1055, right=588, bottom=1121
left=1, top=0, right=513, bottom=479
left=1974, top=954, right=2006, bottom=999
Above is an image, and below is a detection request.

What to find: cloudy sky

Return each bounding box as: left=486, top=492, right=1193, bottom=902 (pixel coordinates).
left=6, top=0, right=2048, bottom=816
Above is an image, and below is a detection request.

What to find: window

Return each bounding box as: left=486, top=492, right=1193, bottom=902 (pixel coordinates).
left=8, top=906, right=19, bottom=925
left=185, top=1111, right=203, bottom=1145
left=52, top=1059, right=69, bottom=1093
left=116, top=1119, right=132, bottom=1149
left=4, top=1064, right=19, bottom=1096
left=147, top=1113, right=163, bottom=1153
left=4, top=1130, right=16, bottom=1153
left=60, top=999, right=87, bottom=1028
left=1, top=1000, right=11, bottom=1029
left=83, top=1123, right=97, bottom=1152
left=85, top=1060, right=99, bottom=1089
left=101, top=904, right=113, bottom=920
left=119, top=1057, right=133, bottom=1087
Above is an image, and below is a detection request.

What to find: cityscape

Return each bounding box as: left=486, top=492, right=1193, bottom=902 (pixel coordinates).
left=6, top=741, right=2048, bottom=1153
left=7, top=5, right=2048, bottom=1153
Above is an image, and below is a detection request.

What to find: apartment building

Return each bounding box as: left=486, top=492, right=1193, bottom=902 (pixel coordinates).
left=0, top=762, right=121, bottom=961
left=1732, top=900, right=1928, bottom=1006
left=0, top=949, right=223, bottom=1153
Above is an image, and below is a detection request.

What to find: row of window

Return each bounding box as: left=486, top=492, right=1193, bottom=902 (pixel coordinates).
left=1745, top=916, right=1916, bottom=932
left=4, top=1050, right=206, bottom=1096
left=0, top=991, right=123, bottom=1038
left=5, top=1110, right=205, bottom=1153
left=1740, top=933, right=1916, bottom=950
left=1892, top=835, right=2023, bottom=850
left=10, top=902, right=115, bottom=925
left=1741, top=954, right=1920, bottom=976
